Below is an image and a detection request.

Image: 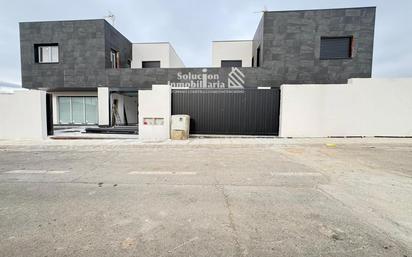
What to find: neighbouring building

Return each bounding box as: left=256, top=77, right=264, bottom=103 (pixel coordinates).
left=19, top=7, right=376, bottom=135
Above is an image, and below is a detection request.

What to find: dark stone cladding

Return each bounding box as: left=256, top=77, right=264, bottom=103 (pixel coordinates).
left=252, top=16, right=264, bottom=68
left=103, top=21, right=132, bottom=69
left=20, top=7, right=376, bottom=90
left=105, top=67, right=263, bottom=89
left=260, top=7, right=376, bottom=85
left=19, top=19, right=131, bottom=89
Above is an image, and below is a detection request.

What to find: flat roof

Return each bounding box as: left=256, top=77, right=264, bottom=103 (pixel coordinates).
left=264, top=6, right=376, bottom=14
left=19, top=18, right=105, bottom=24
left=212, top=40, right=253, bottom=43
left=132, top=42, right=171, bottom=45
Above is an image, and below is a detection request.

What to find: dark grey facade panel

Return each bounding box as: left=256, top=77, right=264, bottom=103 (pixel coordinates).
left=103, top=21, right=132, bottom=69
left=261, top=7, right=375, bottom=84
left=252, top=15, right=264, bottom=67
left=20, top=19, right=107, bottom=88
left=20, top=7, right=376, bottom=90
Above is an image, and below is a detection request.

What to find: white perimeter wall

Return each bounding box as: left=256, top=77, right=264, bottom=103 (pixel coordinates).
left=138, top=85, right=171, bottom=141
left=279, top=78, right=412, bottom=137
left=131, top=43, right=184, bottom=68
left=0, top=90, right=47, bottom=140
left=212, top=40, right=253, bottom=67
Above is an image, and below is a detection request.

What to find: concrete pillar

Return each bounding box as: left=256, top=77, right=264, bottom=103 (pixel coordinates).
left=98, top=87, right=110, bottom=126
left=138, top=85, right=171, bottom=141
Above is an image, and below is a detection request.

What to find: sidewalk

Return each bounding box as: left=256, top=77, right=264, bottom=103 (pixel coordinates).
left=1, top=135, right=412, bottom=147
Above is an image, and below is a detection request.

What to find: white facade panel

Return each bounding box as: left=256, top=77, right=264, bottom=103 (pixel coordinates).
left=169, top=45, right=185, bottom=68
left=131, top=43, right=184, bottom=68
left=212, top=40, right=253, bottom=67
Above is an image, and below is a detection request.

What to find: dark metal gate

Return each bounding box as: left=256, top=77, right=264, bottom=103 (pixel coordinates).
left=172, top=89, right=280, bottom=135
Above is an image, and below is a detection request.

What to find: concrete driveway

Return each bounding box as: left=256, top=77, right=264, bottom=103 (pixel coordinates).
left=0, top=138, right=411, bottom=256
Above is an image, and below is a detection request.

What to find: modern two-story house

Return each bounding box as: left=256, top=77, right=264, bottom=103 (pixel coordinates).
left=19, top=7, right=376, bottom=135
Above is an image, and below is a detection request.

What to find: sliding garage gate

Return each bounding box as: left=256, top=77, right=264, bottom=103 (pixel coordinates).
left=172, top=89, right=280, bottom=135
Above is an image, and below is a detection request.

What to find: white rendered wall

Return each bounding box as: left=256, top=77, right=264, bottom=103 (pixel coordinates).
left=212, top=40, right=253, bottom=67
left=51, top=91, right=97, bottom=125
left=138, top=85, right=171, bottom=141
left=279, top=78, right=412, bottom=137
left=169, top=45, right=185, bottom=68
left=131, top=43, right=184, bottom=68
left=98, top=87, right=110, bottom=126
left=0, top=90, right=47, bottom=140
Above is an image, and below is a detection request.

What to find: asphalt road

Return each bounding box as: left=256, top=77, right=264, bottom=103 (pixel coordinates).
left=0, top=140, right=411, bottom=257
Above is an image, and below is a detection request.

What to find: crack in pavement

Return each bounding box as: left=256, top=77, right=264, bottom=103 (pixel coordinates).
left=216, top=184, right=248, bottom=257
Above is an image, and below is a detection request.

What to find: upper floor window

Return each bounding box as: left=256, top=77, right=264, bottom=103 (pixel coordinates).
left=35, top=44, right=59, bottom=63
left=320, top=37, right=353, bottom=60
left=142, top=61, right=161, bottom=68
left=221, top=60, right=242, bottom=67
left=256, top=46, right=261, bottom=67
left=110, top=49, right=119, bottom=68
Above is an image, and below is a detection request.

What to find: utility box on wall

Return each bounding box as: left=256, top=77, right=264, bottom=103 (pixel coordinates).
left=138, top=85, right=171, bottom=141
left=171, top=115, right=190, bottom=140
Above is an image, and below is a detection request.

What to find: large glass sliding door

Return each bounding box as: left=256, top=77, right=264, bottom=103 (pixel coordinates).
left=58, top=96, right=98, bottom=125
left=85, top=97, right=98, bottom=124
left=71, top=97, right=85, bottom=124
left=58, top=97, right=71, bottom=124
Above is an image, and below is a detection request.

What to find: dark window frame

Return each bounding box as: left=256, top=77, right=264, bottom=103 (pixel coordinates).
left=221, top=60, right=242, bottom=68
left=320, top=36, right=354, bottom=60
left=34, top=43, right=59, bottom=64
left=110, top=49, right=120, bottom=68
left=142, top=61, right=161, bottom=68
left=256, top=45, right=261, bottom=67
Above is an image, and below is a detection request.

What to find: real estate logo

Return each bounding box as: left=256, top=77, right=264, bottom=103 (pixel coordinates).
left=168, top=68, right=245, bottom=89
left=228, top=68, right=245, bottom=89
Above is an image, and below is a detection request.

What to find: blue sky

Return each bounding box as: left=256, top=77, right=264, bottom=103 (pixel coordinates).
left=0, top=0, right=411, bottom=85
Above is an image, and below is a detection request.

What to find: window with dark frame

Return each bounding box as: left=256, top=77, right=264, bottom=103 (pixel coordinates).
left=34, top=44, right=59, bottom=63
left=221, top=60, right=242, bottom=67
left=256, top=46, right=261, bottom=67
left=142, top=61, right=161, bottom=68
left=320, top=36, right=353, bottom=60
left=110, top=49, right=119, bottom=68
